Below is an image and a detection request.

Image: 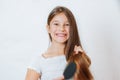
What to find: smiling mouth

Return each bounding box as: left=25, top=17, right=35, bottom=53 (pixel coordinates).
left=56, top=33, right=67, bottom=37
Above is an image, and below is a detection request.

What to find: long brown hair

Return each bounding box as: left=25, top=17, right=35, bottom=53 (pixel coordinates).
left=47, top=6, right=93, bottom=80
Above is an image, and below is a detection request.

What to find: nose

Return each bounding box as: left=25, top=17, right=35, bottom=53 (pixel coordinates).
left=59, top=25, right=65, bottom=31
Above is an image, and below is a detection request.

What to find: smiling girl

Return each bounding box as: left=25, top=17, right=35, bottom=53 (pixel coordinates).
left=25, top=6, right=93, bottom=80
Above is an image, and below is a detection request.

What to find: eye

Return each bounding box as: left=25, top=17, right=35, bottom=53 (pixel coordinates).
left=53, top=23, right=59, bottom=26
left=65, top=23, right=70, bottom=26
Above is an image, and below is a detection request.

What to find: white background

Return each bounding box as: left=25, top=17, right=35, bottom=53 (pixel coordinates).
left=0, top=0, right=120, bottom=80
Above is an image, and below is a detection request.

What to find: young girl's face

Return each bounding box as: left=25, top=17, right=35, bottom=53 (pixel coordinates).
left=47, top=13, right=70, bottom=44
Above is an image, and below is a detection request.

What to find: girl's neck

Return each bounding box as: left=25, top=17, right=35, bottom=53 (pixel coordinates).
left=47, top=41, right=65, bottom=56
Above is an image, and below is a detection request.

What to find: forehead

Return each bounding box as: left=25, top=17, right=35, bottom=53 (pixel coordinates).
left=50, top=13, right=69, bottom=23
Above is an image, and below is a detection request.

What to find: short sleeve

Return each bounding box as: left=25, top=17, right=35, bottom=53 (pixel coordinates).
left=28, top=56, right=42, bottom=74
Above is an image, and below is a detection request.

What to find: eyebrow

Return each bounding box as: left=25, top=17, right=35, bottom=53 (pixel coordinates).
left=52, top=20, right=69, bottom=23
left=52, top=20, right=59, bottom=23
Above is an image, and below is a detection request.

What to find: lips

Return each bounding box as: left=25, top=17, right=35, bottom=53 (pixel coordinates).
left=56, top=33, right=67, bottom=37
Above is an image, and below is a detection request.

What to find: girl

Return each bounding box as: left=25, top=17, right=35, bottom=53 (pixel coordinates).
left=25, top=6, right=93, bottom=80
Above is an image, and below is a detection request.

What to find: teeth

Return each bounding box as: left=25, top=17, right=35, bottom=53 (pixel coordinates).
left=56, top=33, right=66, bottom=37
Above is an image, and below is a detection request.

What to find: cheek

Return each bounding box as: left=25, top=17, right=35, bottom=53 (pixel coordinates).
left=49, top=27, right=57, bottom=36
left=66, top=28, right=70, bottom=38
left=66, top=28, right=70, bottom=34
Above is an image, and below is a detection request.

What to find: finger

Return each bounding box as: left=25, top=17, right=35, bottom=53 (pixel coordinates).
left=78, top=46, right=84, bottom=52
left=74, top=45, right=78, bottom=54
left=53, top=76, right=64, bottom=80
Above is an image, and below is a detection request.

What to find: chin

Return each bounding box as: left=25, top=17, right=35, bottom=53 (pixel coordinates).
left=56, top=39, right=68, bottom=44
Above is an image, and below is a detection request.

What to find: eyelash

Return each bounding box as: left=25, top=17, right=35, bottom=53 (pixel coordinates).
left=53, top=23, right=70, bottom=26
left=54, top=23, right=59, bottom=25
left=65, top=24, right=70, bottom=26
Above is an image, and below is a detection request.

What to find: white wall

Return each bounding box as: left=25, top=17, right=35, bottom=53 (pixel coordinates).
left=0, top=0, right=120, bottom=80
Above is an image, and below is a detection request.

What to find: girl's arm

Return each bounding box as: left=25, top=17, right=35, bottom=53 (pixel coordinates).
left=73, top=73, right=78, bottom=80
left=25, top=68, right=40, bottom=80
left=53, top=74, right=78, bottom=80
left=53, top=76, right=64, bottom=80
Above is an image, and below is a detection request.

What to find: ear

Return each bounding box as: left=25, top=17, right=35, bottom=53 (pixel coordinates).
left=46, top=24, right=50, bottom=33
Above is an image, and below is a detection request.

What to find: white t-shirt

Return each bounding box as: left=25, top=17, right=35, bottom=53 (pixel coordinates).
left=28, top=54, right=67, bottom=80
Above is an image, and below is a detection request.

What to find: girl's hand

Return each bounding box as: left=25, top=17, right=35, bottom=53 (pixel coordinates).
left=53, top=75, right=64, bottom=80
left=74, top=45, right=84, bottom=54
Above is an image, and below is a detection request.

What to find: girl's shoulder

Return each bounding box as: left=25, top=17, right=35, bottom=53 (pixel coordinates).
left=27, top=52, right=45, bottom=74
left=34, top=50, right=47, bottom=59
